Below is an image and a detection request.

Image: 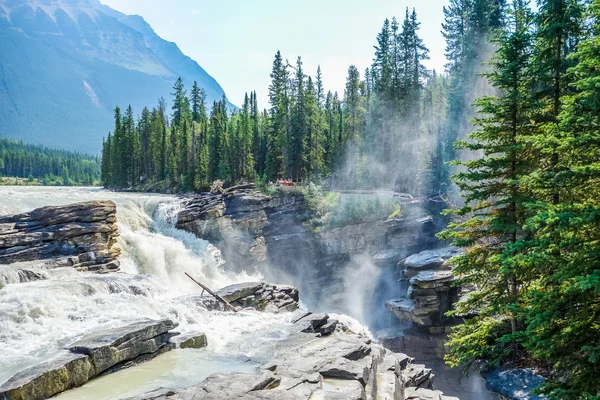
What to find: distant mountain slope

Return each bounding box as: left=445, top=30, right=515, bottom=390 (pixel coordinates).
left=0, top=0, right=232, bottom=153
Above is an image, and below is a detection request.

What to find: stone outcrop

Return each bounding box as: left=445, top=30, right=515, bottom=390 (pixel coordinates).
left=187, top=281, right=300, bottom=313
left=0, top=201, right=120, bottom=271
left=122, top=315, right=457, bottom=400
left=386, top=248, right=462, bottom=329
left=0, top=319, right=178, bottom=400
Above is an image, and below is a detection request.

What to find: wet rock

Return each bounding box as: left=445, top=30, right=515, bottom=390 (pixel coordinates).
left=194, top=282, right=300, bottom=313
left=127, top=329, right=455, bottom=400
left=174, top=333, right=208, bottom=349
left=0, top=352, right=95, bottom=400
left=0, top=201, right=120, bottom=269
left=403, top=363, right=434, bottom=388
left=484, top=368, right=547, bottom=400
left=299, top=313, right=329, bottom=332
left=67, top=319, right=178, bottom=374
left=318, top=356, right=371, bottom=384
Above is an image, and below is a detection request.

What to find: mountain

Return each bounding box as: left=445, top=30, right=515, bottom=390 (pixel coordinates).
left=0, top=0, right=233, bottom=153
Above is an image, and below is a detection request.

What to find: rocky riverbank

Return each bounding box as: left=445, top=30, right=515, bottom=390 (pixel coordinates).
left=0, top=319, right=179, bottom=400
left=123, top=313, right=459, bottom=400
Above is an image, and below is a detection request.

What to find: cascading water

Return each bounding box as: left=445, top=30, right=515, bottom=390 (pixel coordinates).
left=0, top=187, right=307, bottom=399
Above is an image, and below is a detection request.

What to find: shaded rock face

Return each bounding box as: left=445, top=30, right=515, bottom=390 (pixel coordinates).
left=123, top=316, right=457, bottom=400
left=386, top=248, right=462, bottom=329
left=0, top=319, right=178, bottom=400
left=176, top=187, right=441, bottom=316
left=0, top=201, right=120, bottom=271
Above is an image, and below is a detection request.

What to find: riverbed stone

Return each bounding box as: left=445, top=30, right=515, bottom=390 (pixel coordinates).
left=175, top=333, right=208, bottom=349
left=0, top=352, right=95, bottom=400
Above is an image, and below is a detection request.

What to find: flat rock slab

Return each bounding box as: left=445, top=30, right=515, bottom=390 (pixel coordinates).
left=0, top=352, right=95, bottom=400
left=402, top=247, right=461, bottom=270
left=68, top=319, right=178, bottom=374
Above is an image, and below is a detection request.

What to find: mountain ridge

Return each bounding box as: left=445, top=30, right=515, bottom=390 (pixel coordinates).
left=0, top=0, right=232, bottom=153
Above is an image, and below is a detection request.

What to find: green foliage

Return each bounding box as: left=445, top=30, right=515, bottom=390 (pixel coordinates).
left=0, top=138, right=100, bottom=186
left=303, top=183, right=400, bottom=231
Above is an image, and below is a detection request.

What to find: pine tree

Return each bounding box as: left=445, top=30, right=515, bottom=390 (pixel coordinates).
left=266, top=51, right=289, bottom=180
left=516, top=0, right=600, bottom=396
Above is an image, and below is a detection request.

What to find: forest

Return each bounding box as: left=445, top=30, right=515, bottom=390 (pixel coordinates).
left=0, top=138, right=100, bottom=186
left=101, top=0, right=600, bottom=397
left=101, top=8, right=447, bottom=195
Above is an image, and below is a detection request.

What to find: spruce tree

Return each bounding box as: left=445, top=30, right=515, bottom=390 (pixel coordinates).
left=440, top=0, right=535, bottom=368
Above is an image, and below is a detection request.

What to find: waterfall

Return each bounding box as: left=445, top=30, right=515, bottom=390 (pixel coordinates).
left=0, top=187, right=289, bottom=387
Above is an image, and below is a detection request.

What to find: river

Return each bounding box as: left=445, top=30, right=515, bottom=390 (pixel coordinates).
left=0, top=186, right=497, bottom=399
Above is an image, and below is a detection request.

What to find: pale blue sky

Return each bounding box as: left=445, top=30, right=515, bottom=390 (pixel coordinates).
left=100, top=0, right=448, bottom=108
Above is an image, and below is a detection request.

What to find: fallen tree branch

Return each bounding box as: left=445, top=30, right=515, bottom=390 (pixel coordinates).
left=185, top=272, right=237, bottom=313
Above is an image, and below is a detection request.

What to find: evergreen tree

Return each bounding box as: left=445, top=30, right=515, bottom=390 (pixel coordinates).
left=440, top=0, right=535, bottom=370
left=266, top=51, right=290, bottom=180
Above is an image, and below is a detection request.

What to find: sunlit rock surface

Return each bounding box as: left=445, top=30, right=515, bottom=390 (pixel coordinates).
left=386, top=247, right=462, bottom=329
left=0, top=201, right=120, bottom=271
left=122, top=314, right=458, bottom=400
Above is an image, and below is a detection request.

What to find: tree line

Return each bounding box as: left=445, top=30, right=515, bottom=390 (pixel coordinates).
left=101, top=8, right=449, bottom=195
left=440, top=0, right=600, bottom=397
left=0, top=138, right=100, bottom=185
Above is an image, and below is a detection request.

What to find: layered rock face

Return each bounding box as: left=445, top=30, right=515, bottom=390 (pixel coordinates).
left=386, top=248, right=462, bottom=330
left=186, top=281, right=300, bottom=313
left=0, top=319, right=178, bottom=400
left=176, top=186, right=440, bottom=311
left=124, top=314, right=458, bottom=400
left=0, top=201, right=121, bottom=272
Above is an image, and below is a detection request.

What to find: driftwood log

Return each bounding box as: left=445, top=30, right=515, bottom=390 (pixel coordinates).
left=185, top=272, right=238, bottom=313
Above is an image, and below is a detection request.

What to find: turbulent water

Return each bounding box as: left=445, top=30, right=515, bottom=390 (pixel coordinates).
left=0, top=187, right=321, bottom=399
left=0, top=186, right=498, bottom=400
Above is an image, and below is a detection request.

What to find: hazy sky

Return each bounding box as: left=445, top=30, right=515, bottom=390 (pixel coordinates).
left=99, top=0, right=448, bottom=108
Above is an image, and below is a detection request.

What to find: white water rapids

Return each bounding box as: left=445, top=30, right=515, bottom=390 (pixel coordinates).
left=0, top=187, right=358, bottom=399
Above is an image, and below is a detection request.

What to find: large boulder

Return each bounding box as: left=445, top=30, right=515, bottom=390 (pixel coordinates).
left=0, top=201, right=120, bottom=269
left=67, top=319, right=178, bottom=374
left=0, top=353, right=95, bottom=400
left=484, top=368, right=548, bottom=400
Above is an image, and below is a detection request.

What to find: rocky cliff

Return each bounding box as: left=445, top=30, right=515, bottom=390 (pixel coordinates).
left=176, top=186, right=442, bottom=315
left=0, top=201, right=121, bottom=276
